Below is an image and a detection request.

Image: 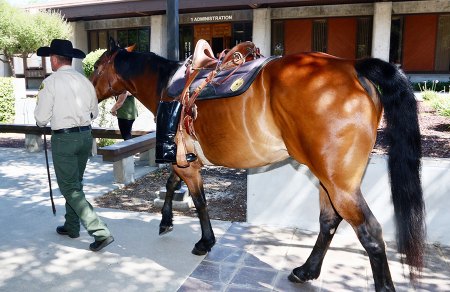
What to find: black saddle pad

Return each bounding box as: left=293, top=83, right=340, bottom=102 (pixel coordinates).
left=167, top=56, right=279, bottom=100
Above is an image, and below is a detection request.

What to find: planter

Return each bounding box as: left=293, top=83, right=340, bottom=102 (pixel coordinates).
left=247, top=155, right=450, bottom=245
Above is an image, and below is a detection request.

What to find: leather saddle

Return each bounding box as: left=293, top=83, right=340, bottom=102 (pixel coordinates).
left=167, top=40, right=279, bottom=100
left=168, top=56, right=278, bottom=100
left=190, top=39, right=262, bottom=70
left=167, top=39, right=278, bottom=167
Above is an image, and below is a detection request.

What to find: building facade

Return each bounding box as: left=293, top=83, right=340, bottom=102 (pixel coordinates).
left=18, top=0, right=450, bottom=83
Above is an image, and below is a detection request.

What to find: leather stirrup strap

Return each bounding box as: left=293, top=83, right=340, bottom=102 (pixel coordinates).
left=175, top=125, right=189, bottom=167
left=175, top=66, right=201, bottom=167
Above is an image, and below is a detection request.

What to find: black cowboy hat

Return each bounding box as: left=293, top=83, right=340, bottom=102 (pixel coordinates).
left=37, top=39, right=86, bottom=59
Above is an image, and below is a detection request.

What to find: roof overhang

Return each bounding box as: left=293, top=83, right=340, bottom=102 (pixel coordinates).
left=25, top=0, right=393, bottom=21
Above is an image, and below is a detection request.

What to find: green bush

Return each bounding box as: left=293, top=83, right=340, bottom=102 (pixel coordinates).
left=417, top=81, right=450, bottom=118
left=429, top=94, right=450, bottom=117
left=82, top=48, right=106, bottom=78
left=0, top=77, right=15, bottom=123
left=97, top=138, right=116, bottom=147
left=421, top=90, right=438, bottom=101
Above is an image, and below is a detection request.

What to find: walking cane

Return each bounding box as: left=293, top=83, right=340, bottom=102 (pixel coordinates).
left=43, top=131, right=56, bottom=215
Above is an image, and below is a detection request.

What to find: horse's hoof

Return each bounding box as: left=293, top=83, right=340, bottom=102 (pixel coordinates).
left=191, top=245, right=208, bottom=256
left=288, top=271, right=306, bottom=283
left=159, top=225, right=173, bottom=235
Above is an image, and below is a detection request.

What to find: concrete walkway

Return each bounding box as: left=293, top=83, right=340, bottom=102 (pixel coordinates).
left=0, top=147, right=449, bottom=291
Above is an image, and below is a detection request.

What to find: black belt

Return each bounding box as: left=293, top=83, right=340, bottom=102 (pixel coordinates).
left=52, top=126, right=91, bottom=134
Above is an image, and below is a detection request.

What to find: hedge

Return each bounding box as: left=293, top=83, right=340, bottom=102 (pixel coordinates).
left=0, top=77, right=15, bottom=123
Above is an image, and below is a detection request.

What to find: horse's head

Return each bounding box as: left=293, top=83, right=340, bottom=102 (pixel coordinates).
left=90, top=38, right=135, bottom=102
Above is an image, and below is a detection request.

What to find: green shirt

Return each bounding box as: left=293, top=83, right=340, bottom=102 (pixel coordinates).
left=117, top=95, right=138, bottom=120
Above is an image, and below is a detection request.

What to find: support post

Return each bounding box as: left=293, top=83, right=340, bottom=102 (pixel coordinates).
left=166, top=0, right=179, bottom=61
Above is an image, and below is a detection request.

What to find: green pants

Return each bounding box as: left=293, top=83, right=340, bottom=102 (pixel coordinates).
left=51, top=130, right=111, bottom=241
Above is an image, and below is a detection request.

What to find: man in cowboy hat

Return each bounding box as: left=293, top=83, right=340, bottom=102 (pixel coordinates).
left=34, top=39, right=114, bottom=252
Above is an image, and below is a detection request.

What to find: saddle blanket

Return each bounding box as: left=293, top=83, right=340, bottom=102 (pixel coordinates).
left=167, top=56, right=279, bottom=100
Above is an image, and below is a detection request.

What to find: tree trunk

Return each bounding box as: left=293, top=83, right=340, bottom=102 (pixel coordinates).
left=8, top=56, right=16, bottom=77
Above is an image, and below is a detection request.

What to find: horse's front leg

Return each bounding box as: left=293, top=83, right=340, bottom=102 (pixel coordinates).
left=173, top=161, right=215, bottom=255
left=159, top=168, right=182, bottom=235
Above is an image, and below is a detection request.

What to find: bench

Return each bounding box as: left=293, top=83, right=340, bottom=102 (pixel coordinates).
left=97, top=132, right=157, bottom=184
left=0, top=123, right=157, bottom=184
left=0, top=123, right=149, bottom=152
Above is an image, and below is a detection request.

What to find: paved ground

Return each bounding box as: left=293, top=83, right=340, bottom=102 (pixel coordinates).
left=0, top=146, right=449, bottom=291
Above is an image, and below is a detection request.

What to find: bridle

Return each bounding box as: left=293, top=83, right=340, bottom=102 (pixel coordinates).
left=93, top=50, right=124, bottom=97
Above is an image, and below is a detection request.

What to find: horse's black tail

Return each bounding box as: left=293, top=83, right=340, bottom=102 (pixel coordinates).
left=355, top=58, right=426, bottom=278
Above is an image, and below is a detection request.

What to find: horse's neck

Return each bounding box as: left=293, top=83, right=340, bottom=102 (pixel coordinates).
left=128, top=56, right=180, bottom=115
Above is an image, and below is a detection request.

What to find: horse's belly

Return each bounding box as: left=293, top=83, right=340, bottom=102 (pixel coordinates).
left=194, top=125, right=289, bottom=168
left=192, top=81, right=289, bottom=168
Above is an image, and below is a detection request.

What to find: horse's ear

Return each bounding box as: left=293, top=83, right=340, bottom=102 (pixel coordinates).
left=126, top=44, right=136, bottom=52
left=108, top=37, right=118, bottom=52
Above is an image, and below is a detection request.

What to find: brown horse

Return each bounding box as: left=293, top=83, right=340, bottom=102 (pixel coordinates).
left=91, top=40, right=425, bottom=291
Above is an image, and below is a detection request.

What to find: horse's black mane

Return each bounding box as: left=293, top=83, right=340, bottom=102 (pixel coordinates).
left=114, top=50, right=181, bottom=95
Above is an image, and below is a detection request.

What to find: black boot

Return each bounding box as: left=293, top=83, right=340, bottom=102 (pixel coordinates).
left=155, top=101, right=197, bottom=164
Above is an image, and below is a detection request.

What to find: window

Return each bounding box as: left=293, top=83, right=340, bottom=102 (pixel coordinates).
left=117, top=28, right=150, bottom=52
left=435, top=14, right=450, bottom=71
left=179, top=25, right=194, bottom=60
left=271, top=20, right=284, bottom=56
left=356, top=17, right=372, bottom=58
left=312, top=19, right=327, bottom=52
left=232, top=22, right=252, bottom=46
left=89, top=30, right=116, bottom=51
left=389, top=17, right=403, bottom=64
left=89, top=28, right=150, bottom=52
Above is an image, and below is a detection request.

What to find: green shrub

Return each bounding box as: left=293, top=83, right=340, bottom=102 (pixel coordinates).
left=0, top=77, right=15, bottom=123
left=419, top=82, right=450, bottom=118
left=82, top=48, right=106, bottom=78
left=430, top=94, right=450, bottom=117
left=421, top=90, right=438, bottom=101
left=97, top=138, right=116, bottom=147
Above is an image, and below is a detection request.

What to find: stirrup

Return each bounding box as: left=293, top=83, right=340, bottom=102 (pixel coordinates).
left=186, top=153, right=197, bottom=162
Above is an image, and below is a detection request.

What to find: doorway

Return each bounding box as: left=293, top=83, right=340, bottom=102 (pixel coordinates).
left=194, top=23, right=232, bottom=57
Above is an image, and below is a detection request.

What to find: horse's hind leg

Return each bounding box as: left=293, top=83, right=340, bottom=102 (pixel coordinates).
left=289, top=184, right=342, bottom=283
left=159, top=169, right=182, bottom=235
left=173, top=161, right=215, bottom=255
left=325, top=186, right=394, bottom=291
left=352, top=190, right=394, bottom=291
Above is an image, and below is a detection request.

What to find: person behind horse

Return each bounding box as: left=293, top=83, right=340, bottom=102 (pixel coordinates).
left=34, top=39, right=114, bottom=252
left=110, top=91, right=137, bottom=140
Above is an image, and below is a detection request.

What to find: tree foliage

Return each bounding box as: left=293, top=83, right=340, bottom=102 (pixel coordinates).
left=0, top=0, right=72, bottom=75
